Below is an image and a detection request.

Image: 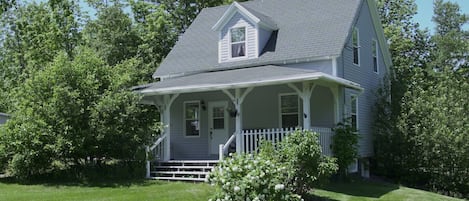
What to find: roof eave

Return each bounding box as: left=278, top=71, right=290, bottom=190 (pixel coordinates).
left=211, top=2, right=277, bottom=31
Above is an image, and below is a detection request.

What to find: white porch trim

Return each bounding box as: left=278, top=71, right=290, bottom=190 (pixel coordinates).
left=288, top=82, right=316, bottom=129
left=223, top=87, right=254, bottom=153
left=154, top=93, right=179, bottom=161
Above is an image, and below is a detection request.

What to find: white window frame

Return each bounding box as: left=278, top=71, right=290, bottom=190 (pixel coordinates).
left=350, top=95, right=358, bottom=130
left=183, top=101, right=201, bottom=138
left=352, top=27, right=360, bottom=66
left=229, top=26, right=247, bottom=60
left=372, top=39, right=379, bottom=74
left=278, top=93, right=300, bottom=128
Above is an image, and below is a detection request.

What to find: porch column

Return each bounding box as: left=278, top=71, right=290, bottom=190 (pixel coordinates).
left=156, top=94, right=179, bottom=161
left=288, top=82, right=315, bottom=130
left=223, top=87, right=253, bottom=153
left=331, top=85, right=341, bottom=124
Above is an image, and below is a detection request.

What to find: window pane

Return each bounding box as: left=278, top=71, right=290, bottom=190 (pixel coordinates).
left=213, top=119, right=224, bottom=129
left=351, top=114, right=357, bottom=130
left=212, top=106, right=224, bottom=118
left=353, top=47, right=359, bottom=64
left=186, top=120, right=199, bottom=136
left=232, top=43, right=245, bottom=57
left=281, top=95, right=298, bottom=113
left=372, top=40, right=377, bottom=56
left=185, top=103, right=199, bottom=119
left=373, top=58, right=378, bottom=72
left=231, top=27, right=245, bottom=42
left=352, top=28, right=358, bottom=46
left=351, top=98, right=357, bottom=113
left=282, top=114, right=298, bottom=128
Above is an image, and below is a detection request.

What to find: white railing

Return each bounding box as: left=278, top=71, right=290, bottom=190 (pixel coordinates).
left=240, top=127, right=334, bottom=156
left=146, top=134, right=167, bottom=178
left=219, top=133, right=236, bottom=160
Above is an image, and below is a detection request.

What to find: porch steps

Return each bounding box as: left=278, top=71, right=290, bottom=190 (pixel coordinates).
left=149, top=160, right=219, bottom=182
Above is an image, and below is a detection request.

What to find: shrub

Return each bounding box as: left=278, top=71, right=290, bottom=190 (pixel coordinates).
left=208, top=153, right=302, bottom=201
left=331, top=121, right=359, bottom=178
left=277, top=130, right=338, bottom=195
left=209, top=130, right=338, bottom=200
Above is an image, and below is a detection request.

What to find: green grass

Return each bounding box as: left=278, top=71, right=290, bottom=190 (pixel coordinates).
left=0, top=178, right=464, bottom=201
left=0, top=179, right=212, bottom=201
left=311, top=179, right=463, bottom=201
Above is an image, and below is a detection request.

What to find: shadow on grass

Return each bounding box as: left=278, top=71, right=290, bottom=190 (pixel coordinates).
left=318, top=178, right=399, bottom=199
left=0, top=176, right=165, bottom=188
left=303, top=194, right=340, bottom=201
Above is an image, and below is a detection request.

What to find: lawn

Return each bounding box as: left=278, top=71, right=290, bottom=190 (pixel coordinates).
left=311, top=179, right=463, bottom=201
left=0, top=178, right=463, bottom=201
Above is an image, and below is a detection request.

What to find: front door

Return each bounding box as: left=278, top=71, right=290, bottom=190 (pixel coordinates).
left=208, top=101, right=228, bottom=155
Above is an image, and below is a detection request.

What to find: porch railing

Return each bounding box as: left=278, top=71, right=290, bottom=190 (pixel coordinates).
left=241, top=127, right=334, bottom=156
left=146, top=134, right=167, bottom=178
left=218, top=133, right=236, bottom=160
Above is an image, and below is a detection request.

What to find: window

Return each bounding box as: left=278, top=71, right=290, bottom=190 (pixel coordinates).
left=230, top=27, right=246, bottom=58
left=352, top=27, right=360, bottom=65
left=280, top=94, right=299, bottom=128
left=350, top=95, right=358, bottom=130
left=184, top=101, right=200, bottom=137
left=372, top=39, right=378, bottom=73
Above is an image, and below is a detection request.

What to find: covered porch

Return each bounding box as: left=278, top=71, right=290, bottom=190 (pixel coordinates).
left=136, top=66, right=362, bottom=163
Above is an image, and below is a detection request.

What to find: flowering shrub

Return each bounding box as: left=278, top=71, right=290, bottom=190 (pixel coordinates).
left=208, top=153, right=303, bottom=201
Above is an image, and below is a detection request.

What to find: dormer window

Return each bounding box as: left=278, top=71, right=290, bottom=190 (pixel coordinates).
left=230, top=27, right=246, bottom=58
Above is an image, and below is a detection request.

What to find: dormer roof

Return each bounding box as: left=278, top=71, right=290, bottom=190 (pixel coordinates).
left=212, top=2, right=277, bottom=31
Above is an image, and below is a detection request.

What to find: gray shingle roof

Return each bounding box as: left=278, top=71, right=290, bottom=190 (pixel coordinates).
left=154, top=0, right=362, bottom=78
left=139, top=65, right=361, bottom=95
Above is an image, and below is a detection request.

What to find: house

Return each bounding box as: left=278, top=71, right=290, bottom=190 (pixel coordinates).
left=0, top=113, right=9, bottom=125
left=134, top=0, right=391, bottom=181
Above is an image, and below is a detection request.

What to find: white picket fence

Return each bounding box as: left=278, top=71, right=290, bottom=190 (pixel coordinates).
left=241, top=127, right=334, bottom=156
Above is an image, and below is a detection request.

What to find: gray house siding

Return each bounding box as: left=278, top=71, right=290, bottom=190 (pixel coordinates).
left=168, top=83, right=337, bottom=159
left=341, top=1, right=387, bottom=157
left=220, top=12, right=257, bottom=62
left=0, top=114, right=9, bottom=125
left=285, top=60, right=333, bottom=75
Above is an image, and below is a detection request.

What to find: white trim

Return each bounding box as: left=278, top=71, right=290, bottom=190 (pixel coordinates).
left=332, top=57, right=338, bottom=76
left=212, top=2, right=277, bottom=31
left=278, top=93, right=300, bottom=128
left=366, top=0, right=393, bottom=70
left=142, top=72, right=363, bottom=96
left=352, top=27, right=360, bottom=66
left=372, top=39, right=379, bottom=74
left=228, top=26, right=248, bottom=60
left=183, top=101, right=201, bottom=138
left=0, top=113, right=10, bottom=117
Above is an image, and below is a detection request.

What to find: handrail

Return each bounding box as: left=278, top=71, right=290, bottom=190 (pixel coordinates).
left=222, top=133, right=236, bottom=152
left=149, top=134, right=167, bottom=151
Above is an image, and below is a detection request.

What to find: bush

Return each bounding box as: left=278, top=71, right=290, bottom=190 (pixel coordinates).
left=331, top=121, right=359, bottom=179
left=278, top=130, right=338, bottom=195
left=208, top=130, right=338, bottom=200
left=208, top=153, right=302, bottom=201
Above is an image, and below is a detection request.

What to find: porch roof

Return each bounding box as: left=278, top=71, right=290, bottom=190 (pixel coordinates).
left=135, top=65, right=363, bottom=96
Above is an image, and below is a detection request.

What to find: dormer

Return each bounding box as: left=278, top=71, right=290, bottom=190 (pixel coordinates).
left=212, top=2, right=277, bottom=63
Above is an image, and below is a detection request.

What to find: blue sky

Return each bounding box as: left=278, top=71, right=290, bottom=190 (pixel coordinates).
left=414, top=0, right=469, bottom=33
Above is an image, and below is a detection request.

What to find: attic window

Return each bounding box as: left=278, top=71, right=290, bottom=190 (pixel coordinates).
left=230, top=27, right=246, bottom=58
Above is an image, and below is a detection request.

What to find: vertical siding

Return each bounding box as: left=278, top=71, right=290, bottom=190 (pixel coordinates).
left=341, top=1, right=388, bottom=157
left=220, top=12, right=257, bottom=62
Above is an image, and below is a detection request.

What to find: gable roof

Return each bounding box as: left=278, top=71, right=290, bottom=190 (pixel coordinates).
left=154, top=0, right=362, bottom=79
left=212, top=2, right=277, bottom=31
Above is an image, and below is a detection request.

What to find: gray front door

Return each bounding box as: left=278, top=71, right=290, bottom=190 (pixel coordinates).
left=208, top=101, right=228, bottom=155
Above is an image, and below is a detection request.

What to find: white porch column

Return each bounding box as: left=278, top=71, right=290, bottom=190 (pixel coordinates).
left=156, top=94, right=179, bottom=161
left=288, top=82, right=315, bottom=130
left=223, top=87, right=253, bottom=153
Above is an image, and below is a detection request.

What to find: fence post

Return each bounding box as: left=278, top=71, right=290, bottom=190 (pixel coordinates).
left=219, top=144, right=224, bottom=161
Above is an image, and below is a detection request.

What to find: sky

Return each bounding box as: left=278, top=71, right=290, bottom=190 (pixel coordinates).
left=414, top=0, right=469, bottom=33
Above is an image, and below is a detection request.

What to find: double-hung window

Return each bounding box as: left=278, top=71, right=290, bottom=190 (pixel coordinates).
left=372, top=39, right=378, bottom=73
left=280, top=94, right=300, bottom=128
left=184, top=101, right=200, bottom=137
left=230, top=27, right=246, bottom=58
left=352, top=27, right=360, bottom=65
left=350, top=95, right=358, bottom=130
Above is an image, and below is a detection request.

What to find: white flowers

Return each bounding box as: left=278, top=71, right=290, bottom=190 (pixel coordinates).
left=233, top=186, right=241, bottom=192
left=274, top=184, right=285, bottom=191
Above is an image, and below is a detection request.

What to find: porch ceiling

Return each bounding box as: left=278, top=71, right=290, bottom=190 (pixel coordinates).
left=134, top=65, right=363, bottom=96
